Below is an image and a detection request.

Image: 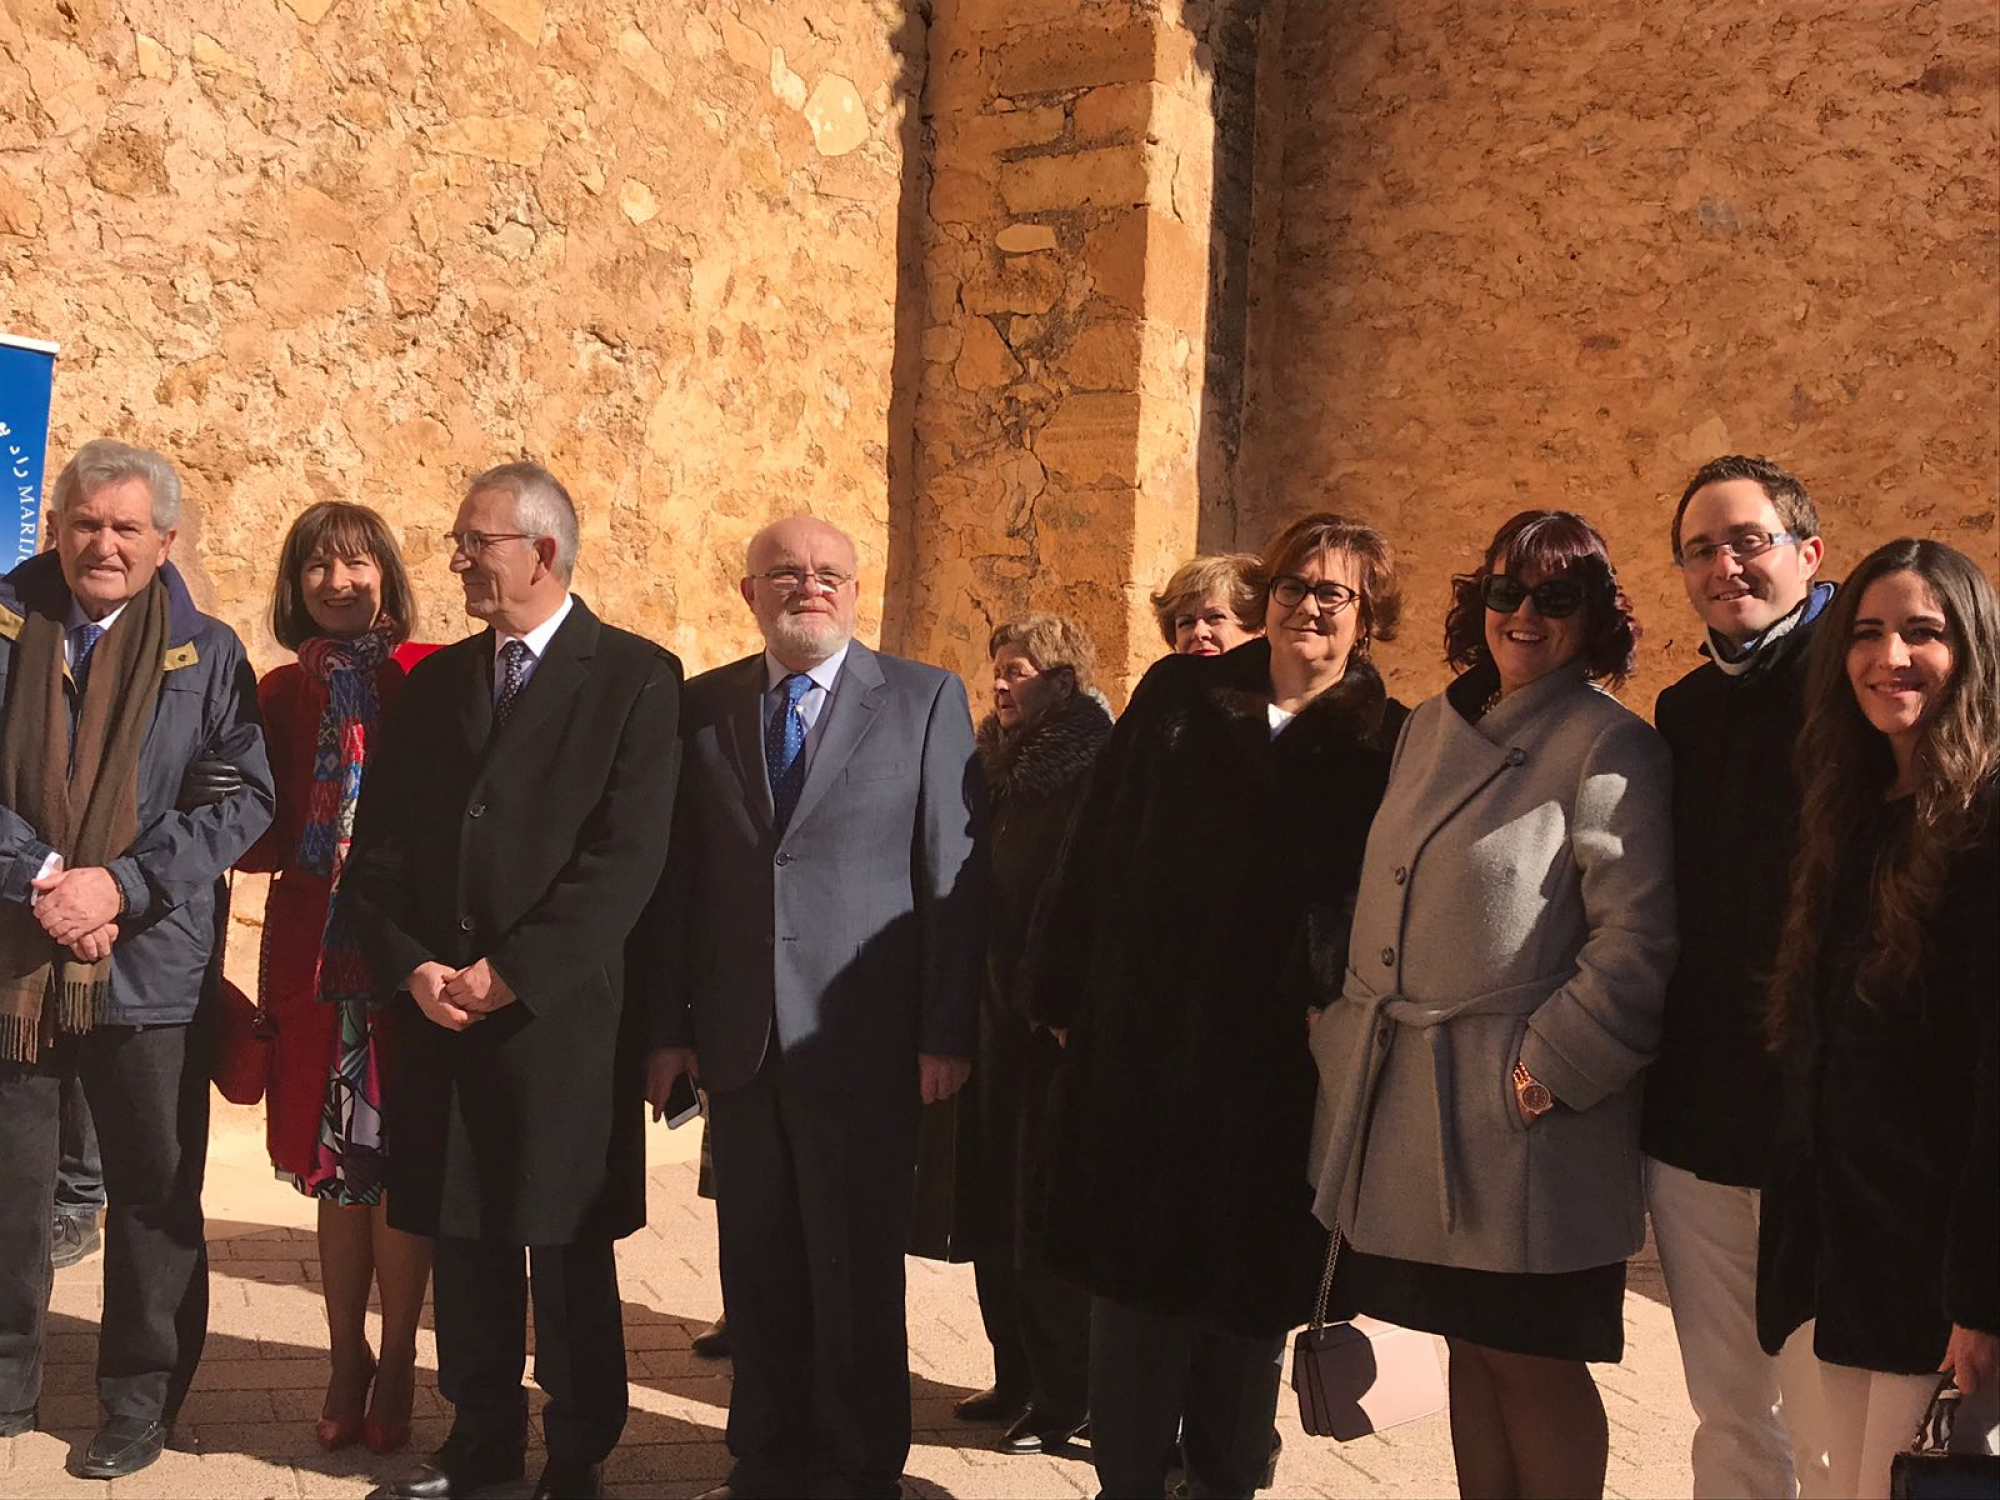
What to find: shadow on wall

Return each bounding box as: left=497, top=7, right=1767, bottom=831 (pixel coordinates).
left=878, top=1, right=937, bottom=662
left=1195, top=0, right=1267, bottom=559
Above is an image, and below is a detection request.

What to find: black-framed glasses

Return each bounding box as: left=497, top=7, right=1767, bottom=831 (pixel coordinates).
left=1675, top=529, right=1800, bottom=571
left=755, top=567, right=855, bottom=596
left=444, top=530, right=534, bottom=557
left=1481, top=574, right=1586, bottom=618
left=1270, top=575, right=1360, bottom=612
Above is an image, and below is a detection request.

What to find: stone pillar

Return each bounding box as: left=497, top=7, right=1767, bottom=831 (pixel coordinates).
left=904, top=0, right=1217, bottom=701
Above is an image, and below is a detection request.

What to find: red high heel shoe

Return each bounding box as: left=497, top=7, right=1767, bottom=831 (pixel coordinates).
left=363, top=1360, right=416, bottom=1455
left=316, top=1355, right=376, bottom=1451
left=315, top=1412, right=365, bottom=1451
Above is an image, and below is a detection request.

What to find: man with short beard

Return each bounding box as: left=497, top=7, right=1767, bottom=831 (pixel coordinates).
left=1644, top=455, right=1832, bottom=1499
left=637, top=516, right=989, bottom=1500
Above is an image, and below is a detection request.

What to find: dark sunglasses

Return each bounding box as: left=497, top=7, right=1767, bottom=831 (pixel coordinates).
left=1480, top=574, right=1586, bottom=619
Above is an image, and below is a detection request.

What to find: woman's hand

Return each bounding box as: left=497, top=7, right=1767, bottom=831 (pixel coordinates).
left=1941, top=1323, right=2000, bottom=1396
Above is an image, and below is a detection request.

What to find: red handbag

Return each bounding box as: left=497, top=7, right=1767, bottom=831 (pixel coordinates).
left=211, top=976, right=274, bottom=1106
left=208, top=875, right=273, bottom=1106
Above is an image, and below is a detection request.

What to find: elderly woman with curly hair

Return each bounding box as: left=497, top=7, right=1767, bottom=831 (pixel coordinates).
left=1307, top=509, right=1677, bottom=1500
left=1149, top=554, right=1264, bottom=657
left=933, top=614, right=1117, bottom=1454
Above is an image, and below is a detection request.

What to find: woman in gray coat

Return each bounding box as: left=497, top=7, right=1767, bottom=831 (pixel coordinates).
left=1306, top=510, right=1676, bottom=1500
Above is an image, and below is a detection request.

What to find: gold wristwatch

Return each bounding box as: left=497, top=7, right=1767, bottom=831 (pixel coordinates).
left=1513, top=1060, right=1555, bottom=1120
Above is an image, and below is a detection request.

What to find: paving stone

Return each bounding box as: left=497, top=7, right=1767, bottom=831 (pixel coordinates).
left=5, top=1100, right=1701, bottom=1498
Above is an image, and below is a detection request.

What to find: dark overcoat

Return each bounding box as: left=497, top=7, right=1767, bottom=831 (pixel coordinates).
left=910, top=689, right=1113, bottom=1262
left=1758, top=789, right=2000, bottom=1373
left=1027, top=641, right=1405, bottom=1337
left=1643, top=587, right=1830, bottom=1187
left=344, top=600, right=682, bottom=1245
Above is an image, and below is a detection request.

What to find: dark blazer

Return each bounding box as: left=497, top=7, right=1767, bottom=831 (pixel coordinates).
left=0, top=553, right=273, bottom=1024
left=1758, top=791, right=2000, bottom=1373
left=643, top=639, right=988, bottom=1098
left=1027, top=642, right=1406, bottom=1337
left=1644, top=590, right=1828, bottom=1186
left=344, top=599, right=682, bottom=1244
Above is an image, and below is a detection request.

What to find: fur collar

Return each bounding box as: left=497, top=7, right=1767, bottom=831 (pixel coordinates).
left=978, top=689, right=1114, bottom=804
left=1199, top=638, right=1391, bottom=743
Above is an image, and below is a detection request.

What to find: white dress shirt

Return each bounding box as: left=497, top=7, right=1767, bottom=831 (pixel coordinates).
left=492, top=593, right=575, bottom=704
left=762, top=641, right=849, bottom=777
left=64, top=598, right=128, bottom=669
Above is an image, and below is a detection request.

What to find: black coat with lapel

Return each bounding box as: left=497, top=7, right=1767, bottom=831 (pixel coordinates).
left=345, top=599, right=683, bottom=1244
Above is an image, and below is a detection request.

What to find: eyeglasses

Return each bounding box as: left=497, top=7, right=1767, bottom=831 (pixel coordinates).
left=1270, top=575, right=1360, bottom=612
left=1675, top=529, right=1800, bottom=571
left=755, top=567, right=855, bottom=595
left=444, top=530, right=534, bottom=557
left=1480, top=574, right=1586, bottom=618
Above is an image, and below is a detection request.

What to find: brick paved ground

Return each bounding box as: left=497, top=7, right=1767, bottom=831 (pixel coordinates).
left=1, top=1103, right=1696, bottom=1498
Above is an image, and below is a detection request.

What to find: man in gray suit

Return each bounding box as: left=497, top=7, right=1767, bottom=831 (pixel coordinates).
left=640, top=515, right=988, bottom=1500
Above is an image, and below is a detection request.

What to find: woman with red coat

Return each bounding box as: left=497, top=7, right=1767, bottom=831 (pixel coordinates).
left=238, top=502, right=433, bottom=1455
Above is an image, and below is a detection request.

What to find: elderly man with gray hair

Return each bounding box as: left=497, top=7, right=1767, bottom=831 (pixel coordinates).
left=0, top=439, right=274, bottom=1477
left=345, top=462, right=682, bottom=1500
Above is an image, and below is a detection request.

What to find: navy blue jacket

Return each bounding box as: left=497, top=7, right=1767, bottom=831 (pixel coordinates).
left=0, top=552, right=273, bottom=1025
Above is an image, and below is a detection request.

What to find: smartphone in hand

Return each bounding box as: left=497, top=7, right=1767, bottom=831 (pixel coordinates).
left=662, top=1070, right=702, bottom=1129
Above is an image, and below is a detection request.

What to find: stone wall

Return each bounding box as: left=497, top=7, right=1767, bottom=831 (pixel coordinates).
left=1, top=0, right=922, bottom=677
left=906, top=0, right=1215, bottom=700
left=1238, top=0, right=2000, bottom=711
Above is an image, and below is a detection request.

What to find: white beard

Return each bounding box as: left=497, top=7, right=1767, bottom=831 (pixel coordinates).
left=768, top=611, right=851, bottom=665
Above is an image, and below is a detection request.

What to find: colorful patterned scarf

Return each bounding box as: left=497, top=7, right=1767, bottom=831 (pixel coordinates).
left=296, top=626, right=392, bottom=1007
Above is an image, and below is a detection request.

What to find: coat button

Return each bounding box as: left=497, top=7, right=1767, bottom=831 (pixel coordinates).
left=1376, top=1022, right=1393, bottom=1046
left=459, top=916, right=474, bottom=932
left=1393, top=865, right=1408, bottom=885
left=468, top=803, right=485, bottom=818
left=775, top=851, right=793, bottom=866
left=762, top=934, right=775, bottom=948
left=1506, top=747, right=1528, bottom=767
left=1380, top=946, right=1396, bottom=966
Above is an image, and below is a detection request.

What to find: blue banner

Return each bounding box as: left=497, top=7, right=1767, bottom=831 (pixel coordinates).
left=0, top=334, right=57, bottom=572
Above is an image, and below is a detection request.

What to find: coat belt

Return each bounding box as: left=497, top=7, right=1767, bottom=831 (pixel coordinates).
left=1339, top=970, right=1566, bottom=1236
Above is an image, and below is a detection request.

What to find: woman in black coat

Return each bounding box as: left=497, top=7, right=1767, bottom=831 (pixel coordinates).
left=1759, top=538, right=2000, bottom=1499
left=939, top=614, right=1115, bottom=1452
left=1028, top=513, right=1409, bottom=1499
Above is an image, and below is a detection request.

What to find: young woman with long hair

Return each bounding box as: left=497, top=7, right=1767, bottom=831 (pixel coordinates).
left=1758, top=537, right=2000, bottom=1499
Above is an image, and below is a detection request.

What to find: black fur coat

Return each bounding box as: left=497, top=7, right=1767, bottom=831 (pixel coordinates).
left=1026, top=640, right=1407, bottom=1335
left=910, top=689, right=1113, bottom=1263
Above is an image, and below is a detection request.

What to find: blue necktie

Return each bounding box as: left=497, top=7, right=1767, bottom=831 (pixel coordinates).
left=494, top=639, right=529, bottom=726
left=72, top=622, right=106, bottom=703
left=766, top=673, right=812, bottom=832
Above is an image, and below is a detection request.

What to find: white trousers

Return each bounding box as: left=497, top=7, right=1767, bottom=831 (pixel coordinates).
left=1645, top=1155, right=1796, bottom=1499
left=1775, top=1323, right=1940, bottom=1499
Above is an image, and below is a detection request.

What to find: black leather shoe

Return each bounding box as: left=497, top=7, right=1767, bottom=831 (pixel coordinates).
left=73, top=1417, right=168, bottom=1478
left=999, top=1407, right=1088, bottom=1455
left=953, top=1384, right=1028, bottom=1422
left=50, top=1214, right=101, bottom=1270
left=532, top=1457, right=602, bottom=1499
left=0, top=1407, right=35, bottom=1439
left=366, top=1433, right=526, bottom=1500
left=691, top=1313, right=730, bottom=1359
